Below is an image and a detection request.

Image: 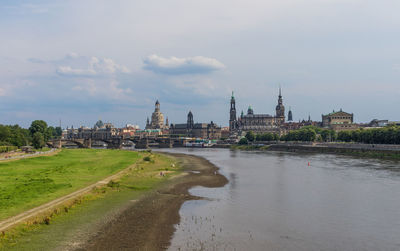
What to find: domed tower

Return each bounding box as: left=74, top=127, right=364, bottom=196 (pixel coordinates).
left=155, top=100, right=160, bottom=112
left=147, top=100, right=165, bottom=129
left=247, top=105, right=254, bottom=115
left=275, top=87, right=285, bottom=124
left=187, top=111, right=194, bottom=129
left=229, top=91, right=237, bottom=131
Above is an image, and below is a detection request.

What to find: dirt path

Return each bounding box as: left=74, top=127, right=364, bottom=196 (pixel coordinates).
left=0, top=160, right=136, bottom=232
left=0, top=148, right=60, bottom=162
left=77, top=153, right=228, bottom=251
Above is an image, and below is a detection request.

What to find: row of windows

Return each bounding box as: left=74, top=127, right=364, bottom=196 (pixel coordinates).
left=331, top=116, right=351, bottom=120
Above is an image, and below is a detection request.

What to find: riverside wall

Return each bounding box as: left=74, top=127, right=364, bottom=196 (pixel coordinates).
left=267, top=142, right=400, bottom=155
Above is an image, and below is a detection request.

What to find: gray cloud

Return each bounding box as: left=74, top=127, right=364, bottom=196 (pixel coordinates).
left=143, top=54, right=225, bottom=75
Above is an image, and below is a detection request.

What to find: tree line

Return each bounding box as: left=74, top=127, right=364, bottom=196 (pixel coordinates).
left=0, top=120, right=62, bottom=150
left=336, top=126, right=400, bottom=144
left=239, top=125, right=400, bottom=145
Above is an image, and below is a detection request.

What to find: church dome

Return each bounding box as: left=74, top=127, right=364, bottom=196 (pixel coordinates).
left=94, top=120, right=104, bottom=129
left=247, top=105, right=254, bottom=115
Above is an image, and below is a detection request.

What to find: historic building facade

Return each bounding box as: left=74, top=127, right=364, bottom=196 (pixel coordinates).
left=322, top=109, right=358, bottom=131
left=145, top=100, right=169, bottom=130
left=170, top=111, right=222, bottom=139
left=229, top=88, right=286, bottom=133
left=65, top=120, right=118, bottom=141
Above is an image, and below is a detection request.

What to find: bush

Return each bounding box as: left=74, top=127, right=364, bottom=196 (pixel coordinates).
left=143, top=156, right=151, bottom=161
left=107, top=180, right=120, bottom=188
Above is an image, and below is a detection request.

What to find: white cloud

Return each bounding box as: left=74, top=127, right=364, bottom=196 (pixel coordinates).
left=143, top=54, right=225, bottom=75
left=57, top=66, right=97, bottom=76
left=56, top=54, right=130, bottom=77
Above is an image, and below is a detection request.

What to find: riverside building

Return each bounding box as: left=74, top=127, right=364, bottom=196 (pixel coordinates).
left=229, top=88, right=286, bottom=134
left=170, top=111, right=222, bottom=139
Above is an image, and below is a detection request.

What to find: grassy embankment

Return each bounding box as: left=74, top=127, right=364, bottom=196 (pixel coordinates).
left=0, top=149, right=180, bottom=249
left=0, top=149, right=141, bottom=221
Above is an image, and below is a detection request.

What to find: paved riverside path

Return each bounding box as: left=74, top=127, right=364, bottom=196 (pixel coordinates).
left=0, top=161, right=138, bottom=232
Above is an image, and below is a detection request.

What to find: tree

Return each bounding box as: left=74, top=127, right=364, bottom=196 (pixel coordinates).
left=46, top=126, right=56, bottom=140
left=245, top=131, right=255, bottom=142
left=238, top=137, right=248, bottom=145
left=0, top=125, right=11, bottom=144
left=32, top=132, right=45, bottom=149
left=55, top=127, right=62, bottom=137
left=29, top=120, right=48, bottom=136
left=321, top=130, right=330, bottom=142
left=338, top=131, right=352, bottom=142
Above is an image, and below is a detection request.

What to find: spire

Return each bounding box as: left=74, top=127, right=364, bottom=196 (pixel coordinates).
left=288, top=106, right=293, bottom=121
left=187, top=110, right=194, bottom=129
left=155, top=99, right=160, bottom=112
left=231, top=91, right=234, bottom=99
left=279, top=85, right=282, bottom=97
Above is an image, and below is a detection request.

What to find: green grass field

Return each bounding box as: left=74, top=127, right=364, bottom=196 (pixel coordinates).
left=0, top=149, right=141, bottom=220
left=0, top=151, right=180, bottom=250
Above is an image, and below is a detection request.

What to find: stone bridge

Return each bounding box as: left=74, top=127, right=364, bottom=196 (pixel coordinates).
left=48, top=138, right=124, bottom=149
left=48, top=136, right=188, bottom=149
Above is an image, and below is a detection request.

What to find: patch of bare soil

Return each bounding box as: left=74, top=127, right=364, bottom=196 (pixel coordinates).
left=78, top=153, right=228, bottom=251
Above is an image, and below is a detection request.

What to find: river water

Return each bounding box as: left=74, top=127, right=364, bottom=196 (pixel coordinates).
left=161, top=148, right=400, bottom=251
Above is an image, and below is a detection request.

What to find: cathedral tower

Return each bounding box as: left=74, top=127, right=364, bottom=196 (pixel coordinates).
left=275, top=87, right=285, bottom=124
left=288, top=107, right=293, bottom=121
left=229, top=91, right=237, bottom=131
left=187, top=111, right=194, bottom=129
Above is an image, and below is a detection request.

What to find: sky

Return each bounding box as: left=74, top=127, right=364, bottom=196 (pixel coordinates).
left=1, top=0, right=399, bottom=128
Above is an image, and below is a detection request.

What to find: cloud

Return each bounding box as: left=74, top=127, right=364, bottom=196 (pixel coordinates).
left=57, top=66, right=97, bottom=76
left=56, top=54, right=130, bottom=77
left=143, top=54, right=225, bottom=75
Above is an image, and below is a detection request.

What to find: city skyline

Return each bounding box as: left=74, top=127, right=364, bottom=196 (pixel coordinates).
left=1, top=0, right=400, bottom=128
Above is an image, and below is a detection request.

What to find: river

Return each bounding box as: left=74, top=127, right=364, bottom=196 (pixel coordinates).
left=160, top=148, right=400, bottom=251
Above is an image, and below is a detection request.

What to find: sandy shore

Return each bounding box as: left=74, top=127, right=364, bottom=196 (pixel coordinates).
left=77, top=153, right=228, bottom=251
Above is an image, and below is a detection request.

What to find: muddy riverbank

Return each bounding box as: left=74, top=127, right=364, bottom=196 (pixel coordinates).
left=78, top=153, right=228, bottom=251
